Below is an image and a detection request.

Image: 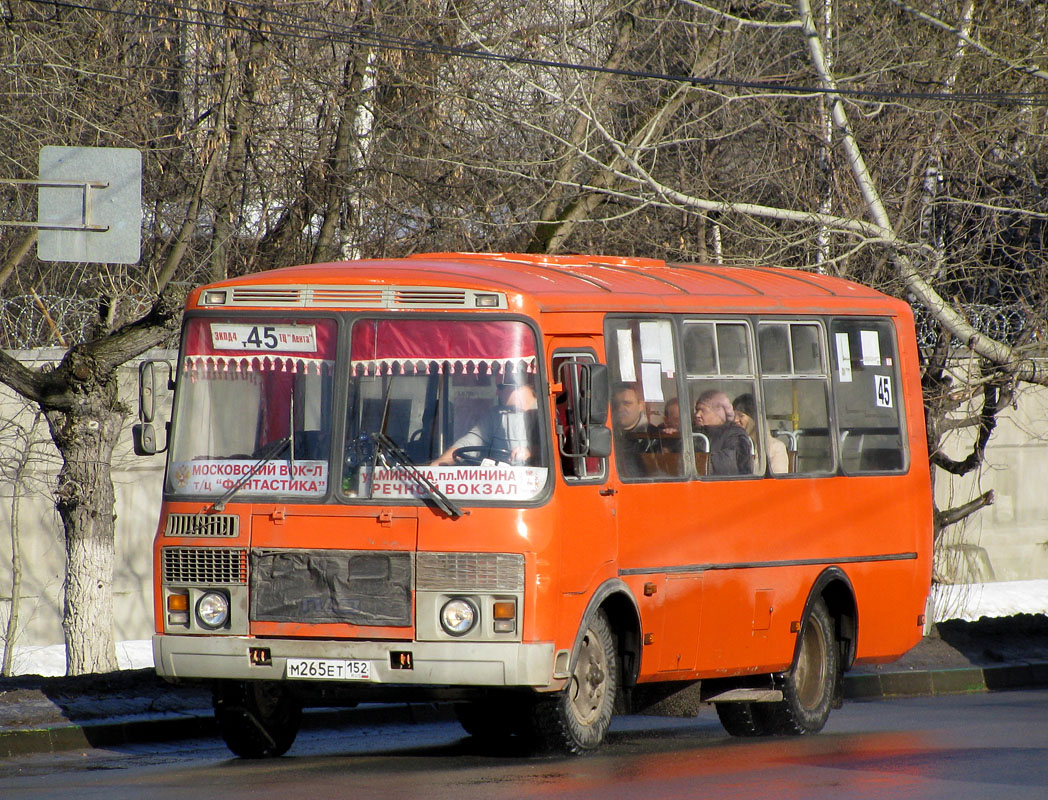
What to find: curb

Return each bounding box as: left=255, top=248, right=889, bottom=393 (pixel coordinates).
left=844, top=661, right=1048, bottom=699
left=3, top=663, right=1047, bottom=759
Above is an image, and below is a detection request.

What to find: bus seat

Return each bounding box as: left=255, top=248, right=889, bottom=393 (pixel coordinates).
left=772, top=430, right=798, bottom=473
left=693, top=432, right=710, bottom=476
left=641, top=452, right=683, bottom=477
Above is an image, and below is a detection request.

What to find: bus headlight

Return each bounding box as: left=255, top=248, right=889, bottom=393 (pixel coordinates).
left=196, top=591, right=230, bottom=629
left=440, top=598, right=477, bottom=636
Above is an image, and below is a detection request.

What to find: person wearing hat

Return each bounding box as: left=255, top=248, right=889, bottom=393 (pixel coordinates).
left=431, top=371, right=540, bottom=465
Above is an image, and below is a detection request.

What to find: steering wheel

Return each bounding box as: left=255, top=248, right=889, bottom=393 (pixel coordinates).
left=452, top=446, right=515, bottom=466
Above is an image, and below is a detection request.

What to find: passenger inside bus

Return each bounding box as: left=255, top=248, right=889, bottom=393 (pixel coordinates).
left=732, top=393, right=789, bottom=475
left=611, top=383, right=660, bottom=476
left=693, top=389, right=752, bottom=476
left=430, top=371, right=540, bottom=466
left=656, top=397, right=684, bottom=455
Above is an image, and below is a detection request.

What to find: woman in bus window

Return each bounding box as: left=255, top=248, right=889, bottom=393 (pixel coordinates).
left=733, top=393, right=789, bottom=475
left=693, top=389, right=752, bottom=475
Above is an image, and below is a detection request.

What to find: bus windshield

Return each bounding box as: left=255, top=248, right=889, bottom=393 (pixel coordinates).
left=166, top=317, right=337, bottom=499
left=342, top=318, right=549, bottom=503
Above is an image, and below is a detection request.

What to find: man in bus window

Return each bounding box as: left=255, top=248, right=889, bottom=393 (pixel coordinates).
left=431, top=372, right=539, bottom=466
left=693, top=389, right=752, bottom=475
left=657, top=397, right=683, bottom=453
left=611, top=383, right=660, bottom=476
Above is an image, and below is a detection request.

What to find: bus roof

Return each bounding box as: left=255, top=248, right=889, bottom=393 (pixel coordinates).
left=191, top=252, right=910, bottom=316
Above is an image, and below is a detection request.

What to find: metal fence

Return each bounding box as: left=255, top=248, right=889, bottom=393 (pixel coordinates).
left=0, top=294, right=163, bottom=350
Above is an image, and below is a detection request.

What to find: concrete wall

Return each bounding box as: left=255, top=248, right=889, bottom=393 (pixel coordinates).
left=0, top=349, right=172, bottom=656
left=1, top=348, right=1045, bottom=655
left=933, top=384, right=1048, bottom=585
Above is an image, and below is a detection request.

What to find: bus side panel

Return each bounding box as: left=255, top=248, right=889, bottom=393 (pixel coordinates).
left=620, top=468, right=931, bottom=681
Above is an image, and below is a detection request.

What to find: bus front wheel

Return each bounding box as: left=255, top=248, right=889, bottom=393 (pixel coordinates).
left=760, top=598, right=838, bottom=735
left=530, top=609, right=618, bottom=754
left=213, top=680, right=302, bottom=758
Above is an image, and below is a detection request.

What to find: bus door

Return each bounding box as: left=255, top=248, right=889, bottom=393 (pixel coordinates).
left=551, top=345, right=616, bottom=596
left=605, top=317, right=702, bottom=676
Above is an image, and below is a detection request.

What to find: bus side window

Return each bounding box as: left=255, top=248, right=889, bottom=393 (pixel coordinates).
left=683, top=320, right=759, bottom=478
left=758, top=322, right=835, bottom=475
left=553, top=353, right=607, bottom=482
left=606, top=319, right=684, bottom=480
left=830, top=319, right=907, bottom=474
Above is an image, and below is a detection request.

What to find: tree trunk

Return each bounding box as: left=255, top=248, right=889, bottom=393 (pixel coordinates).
left=45, top=392, right=122, bottom=675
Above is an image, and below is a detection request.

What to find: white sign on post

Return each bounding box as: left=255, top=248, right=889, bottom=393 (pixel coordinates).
left=37, top=146, right=142, bottom=264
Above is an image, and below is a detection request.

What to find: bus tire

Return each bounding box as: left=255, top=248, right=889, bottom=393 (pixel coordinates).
left=759, top=598, right=838, bottom=735
left=530, top=609, right=618, bottom=754
left=213, top=680, right=302, bottom=758
left=715, top=702, right=767, bottom=737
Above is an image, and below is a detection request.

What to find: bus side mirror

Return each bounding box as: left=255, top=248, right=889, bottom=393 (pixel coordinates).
left=139, top=360, right=156, bottom=423
left=132, top=422, right=157, bottom=456
left=584, top=364, right=609, bottom=426
left=587, top=425, right=612, bottom=458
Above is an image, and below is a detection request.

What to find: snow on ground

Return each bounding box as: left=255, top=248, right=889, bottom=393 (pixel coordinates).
left=6, top=581, right=1048, bottom=677
left=929, top=579, right=1048, bottom=623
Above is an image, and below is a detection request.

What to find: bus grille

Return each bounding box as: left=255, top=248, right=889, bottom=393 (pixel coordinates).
left=162, top=548, right=247, bottom=585
left=213, top=285, right=501, bottom=310
left=416, top=552, right=524, bottom=591
left=164, top=513, right=239, bottom=538
left=250, top=550, right=412, bottom=627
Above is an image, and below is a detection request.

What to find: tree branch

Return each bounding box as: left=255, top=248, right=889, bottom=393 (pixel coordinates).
left=935, top=490, right=995, bottom=530
left=887, top=0, right=1048, bottom=82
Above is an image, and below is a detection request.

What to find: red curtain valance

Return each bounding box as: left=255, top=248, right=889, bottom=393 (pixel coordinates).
left=350, top=319, right=537, bottom=375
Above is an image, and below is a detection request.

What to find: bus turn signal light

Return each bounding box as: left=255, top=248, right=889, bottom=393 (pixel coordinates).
left=493, top=601, right=516, bottom=633
left=167, top=592, right=189, bottom=626
left=492, top=601, right=515, bottom=619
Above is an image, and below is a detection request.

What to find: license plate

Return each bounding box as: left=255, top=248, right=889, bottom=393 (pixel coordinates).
left=285, top=658, right=371, bottom=681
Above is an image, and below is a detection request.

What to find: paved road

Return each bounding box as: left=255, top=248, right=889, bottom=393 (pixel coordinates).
left=2, top=689, right=1046, bottom=799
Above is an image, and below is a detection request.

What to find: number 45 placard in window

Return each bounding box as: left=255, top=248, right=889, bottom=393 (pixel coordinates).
left=210, top=323, right=318, bottom=353
left=875, top=374, right=894, bottom=408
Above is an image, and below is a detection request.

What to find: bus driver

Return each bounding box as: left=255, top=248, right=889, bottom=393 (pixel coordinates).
left=431, top=372, right=539, bottom=466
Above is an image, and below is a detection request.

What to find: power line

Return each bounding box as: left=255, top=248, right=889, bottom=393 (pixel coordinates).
left=24, top=0, right=1048, bottom=107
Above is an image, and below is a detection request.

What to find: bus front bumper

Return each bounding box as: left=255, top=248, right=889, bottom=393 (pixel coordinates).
left=153, top=634, right=559, bottom=688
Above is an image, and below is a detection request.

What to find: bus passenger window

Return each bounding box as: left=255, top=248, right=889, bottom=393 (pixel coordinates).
left=683, top=320, right=759, bottom=478
left=830, top=319, right=906, bottom=473
left=606, top=318, right=683, bottom=480
left=759, top=322, right=834, bottom=475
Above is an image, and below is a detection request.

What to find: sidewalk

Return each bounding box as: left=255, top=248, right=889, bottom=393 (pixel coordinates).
left=2, top=614, right=1047, bottom=759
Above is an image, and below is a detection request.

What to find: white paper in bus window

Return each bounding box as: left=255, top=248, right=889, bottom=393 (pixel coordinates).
left=860, top=330, right=881, bottom=366
left=639, top=321, right=662, bottom=362
left=659, top=322, right=675, bottom=375
left=616, top=329, right=636, bottom=382
left=835, top=332, right=852, bottom=383
left=640, top=362, right=664, bottom=402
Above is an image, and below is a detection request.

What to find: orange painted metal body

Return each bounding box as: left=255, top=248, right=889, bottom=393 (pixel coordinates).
left=151, top=253, right=933, bottom=689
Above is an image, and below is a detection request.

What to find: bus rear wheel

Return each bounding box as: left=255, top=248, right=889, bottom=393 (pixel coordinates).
left=213, top=680, right=302, bottom=758
left=530, top=610, right=618, bottom=754
left=759, top=598, right=838, bottom=735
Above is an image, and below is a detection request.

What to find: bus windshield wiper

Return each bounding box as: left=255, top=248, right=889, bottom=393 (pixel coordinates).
left=211, top=436, right=291, bottom=512
left=371, top=432, right=464, bottom=518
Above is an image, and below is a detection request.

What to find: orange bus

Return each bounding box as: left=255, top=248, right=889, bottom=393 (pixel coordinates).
left=135, top=252, right=933, bottom=757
